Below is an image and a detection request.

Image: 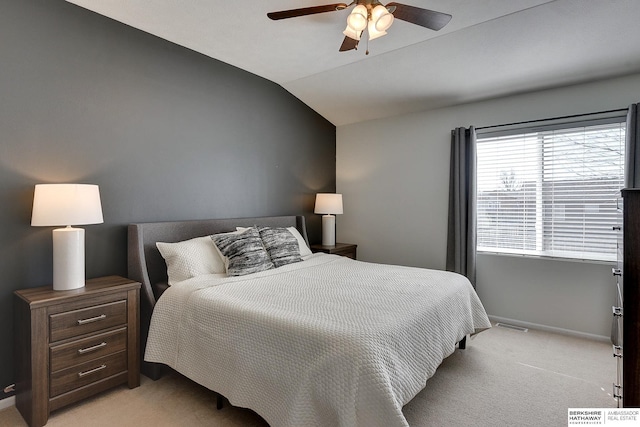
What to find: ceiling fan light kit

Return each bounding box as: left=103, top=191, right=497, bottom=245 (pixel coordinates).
left=268, top=1, right=452, bottom=54
left=367, top=5, right=393, bottom=41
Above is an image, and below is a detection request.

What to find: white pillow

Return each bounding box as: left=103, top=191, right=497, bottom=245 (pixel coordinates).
left=236, top=226, right=312, bottom=257
left=156, top=236, right=226, bottom=285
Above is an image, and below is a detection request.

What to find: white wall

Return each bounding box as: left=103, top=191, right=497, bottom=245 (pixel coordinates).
left=337, top=72, right=640, bottom=338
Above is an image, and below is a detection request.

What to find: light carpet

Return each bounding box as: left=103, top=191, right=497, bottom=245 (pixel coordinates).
left=0, top=324, right=616, bottom=426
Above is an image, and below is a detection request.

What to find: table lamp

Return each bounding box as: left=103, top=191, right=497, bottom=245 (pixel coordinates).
left=314, top=193, right=343, bottom=246
left=31, top=184, right=104, bottom=291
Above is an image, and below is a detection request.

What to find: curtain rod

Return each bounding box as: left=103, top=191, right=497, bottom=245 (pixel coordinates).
left=475, top=107, right=628, bottom=131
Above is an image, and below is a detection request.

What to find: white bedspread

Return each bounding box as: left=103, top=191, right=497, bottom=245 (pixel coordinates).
left=145, top=254, right=491, bottom=427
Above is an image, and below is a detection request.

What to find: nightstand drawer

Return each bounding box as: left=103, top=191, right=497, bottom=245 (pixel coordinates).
left=50, top=327, right=127, bottom=372
left=50, top=300, right=127, bottom=342
left=50, top=351, right=127, bottom=398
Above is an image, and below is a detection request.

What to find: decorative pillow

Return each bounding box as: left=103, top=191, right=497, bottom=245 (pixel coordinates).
left=236, top=226, right=313, bottom=258
left=212, top=228, right=252, bottom=269
left=156, top=236, right=226, bottom=285
left=287, top=227, right=313, bottom=258
left=258, top=227, right=303, bottom=268
left=211, top=227, right=274, bottom=276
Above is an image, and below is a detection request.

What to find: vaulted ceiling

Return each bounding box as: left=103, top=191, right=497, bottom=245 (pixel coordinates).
left=66, top=0, right=640, bottom=126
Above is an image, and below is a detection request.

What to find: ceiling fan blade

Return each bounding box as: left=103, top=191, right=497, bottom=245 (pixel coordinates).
left=268, top=3, right=348, bottom=20
left=339, top=36, right=359, bottom=52
left=386, top=2, right=452, bottom=31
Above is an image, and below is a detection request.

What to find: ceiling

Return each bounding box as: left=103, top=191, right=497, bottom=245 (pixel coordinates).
left=65, top=0, right=640, bottom=126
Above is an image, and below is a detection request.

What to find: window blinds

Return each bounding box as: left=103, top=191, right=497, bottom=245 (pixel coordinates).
left=477, top=119, right=625, bottom=262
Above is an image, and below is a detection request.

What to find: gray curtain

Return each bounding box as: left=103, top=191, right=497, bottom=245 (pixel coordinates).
left=446, top=127, right=477, bottom=287
left=626, top=103, right=640, bottom=188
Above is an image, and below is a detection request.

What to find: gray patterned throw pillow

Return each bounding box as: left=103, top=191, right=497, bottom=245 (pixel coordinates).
left=211, top=227, right=274, bottom=276
left=259, top=227, right=303, bottom=268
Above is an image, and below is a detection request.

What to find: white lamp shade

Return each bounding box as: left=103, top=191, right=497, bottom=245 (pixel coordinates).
left=343, top=25, right=361, bottom=41
left=368, top=20, right=387, bottom=40
left=347, top=5, right=368, bottom=31
left=372, top=5, right=394, bottom=31
left=32, top=184, right=103, bottom=226
left=314, top=193, right=343, bottom=215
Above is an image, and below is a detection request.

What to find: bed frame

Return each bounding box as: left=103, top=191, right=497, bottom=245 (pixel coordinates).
left=127, top=215, right=309, bottom=380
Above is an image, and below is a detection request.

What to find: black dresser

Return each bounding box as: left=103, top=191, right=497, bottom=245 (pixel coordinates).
left=620, top=189, right=640, bottom=407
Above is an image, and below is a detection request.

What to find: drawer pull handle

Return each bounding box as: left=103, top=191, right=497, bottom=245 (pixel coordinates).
left=613, top=383, right=623, bottom=400
left=78, top=364, right=107, bottom=378
left=77, top=314, right=106, bottom=325
left=613, top=345, right=623, bottom=358
left=77, top=342, right=107, bottom=354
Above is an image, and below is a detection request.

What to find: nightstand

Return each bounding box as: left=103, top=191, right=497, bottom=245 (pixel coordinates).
left=311, top=243, right=357, bottom=259
left=14, top=276, right=140, bottom=427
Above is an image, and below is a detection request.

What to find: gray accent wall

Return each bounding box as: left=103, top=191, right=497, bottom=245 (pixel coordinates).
left=0, top=0, right=335, bottom=396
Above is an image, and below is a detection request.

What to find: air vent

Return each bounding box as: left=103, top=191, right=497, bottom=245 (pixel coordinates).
left=495, top=323, right=528, bottom=332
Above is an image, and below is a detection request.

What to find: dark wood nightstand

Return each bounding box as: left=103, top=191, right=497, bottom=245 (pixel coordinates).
left=311, top=243, right=357, bottom=260
left=14, top=276, right=140, bottom=427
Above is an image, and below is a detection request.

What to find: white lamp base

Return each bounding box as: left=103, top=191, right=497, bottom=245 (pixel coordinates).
left=52, top=227, right=86, bottom=291
left=321, top=214, right=336, bottom=246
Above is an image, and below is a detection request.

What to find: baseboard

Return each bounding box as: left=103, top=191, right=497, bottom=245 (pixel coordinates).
left=488, top=315, right=610, bottom=342
left=0, top=395, right=15, bottom=411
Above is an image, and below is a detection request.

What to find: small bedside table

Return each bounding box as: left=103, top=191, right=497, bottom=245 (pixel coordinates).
left=14, top=276, right=140, bottom=427
left=311, top=243, right=357, bottom=260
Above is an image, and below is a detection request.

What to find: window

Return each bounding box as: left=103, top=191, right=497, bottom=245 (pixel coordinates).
left=476, top=116, right=626, bottom=262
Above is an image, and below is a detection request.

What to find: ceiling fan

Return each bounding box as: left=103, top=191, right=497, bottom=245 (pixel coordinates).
left=267, top=1, right=452, bottom=54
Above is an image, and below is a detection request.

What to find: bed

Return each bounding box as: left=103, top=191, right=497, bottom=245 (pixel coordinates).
left=128, top=215, right=491, bottom=427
